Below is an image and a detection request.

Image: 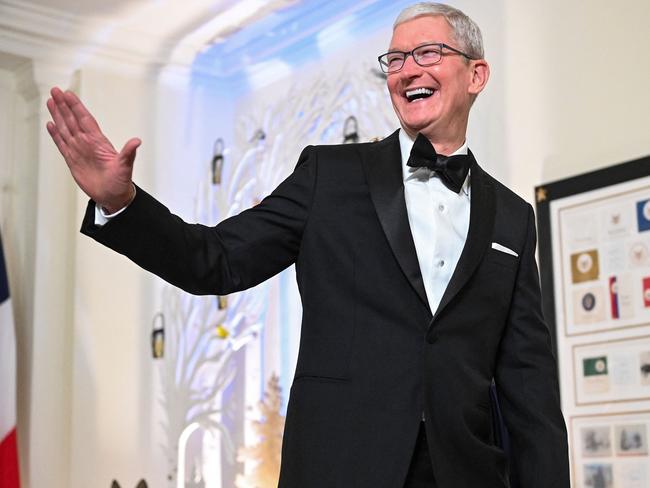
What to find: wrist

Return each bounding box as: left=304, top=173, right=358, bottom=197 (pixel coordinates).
left=100, top=183, right=136, bottom=215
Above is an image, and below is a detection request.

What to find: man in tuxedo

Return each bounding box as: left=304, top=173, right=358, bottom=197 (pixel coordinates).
left=47, top=2, right=569, bottom=487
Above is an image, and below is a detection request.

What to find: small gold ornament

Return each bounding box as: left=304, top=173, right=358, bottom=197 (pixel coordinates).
left=216, top=324, right=230, bottom=339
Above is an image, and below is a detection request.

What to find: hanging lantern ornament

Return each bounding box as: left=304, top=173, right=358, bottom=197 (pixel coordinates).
left=249, top=128, right=266, bottom=144
left=110, top=480, right=148, bottom=488
left=211, top=138, right=225, bottom=185
left=151, top=312, right=165, bottom=359
left=343, top=115, right=359, bottom=144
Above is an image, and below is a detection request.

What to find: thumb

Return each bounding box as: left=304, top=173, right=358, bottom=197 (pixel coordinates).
left=119, top=137, right=142, bottom=167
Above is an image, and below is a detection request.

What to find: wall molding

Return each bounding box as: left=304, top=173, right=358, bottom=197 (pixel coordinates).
left=0, top=0, right=190, bottom=74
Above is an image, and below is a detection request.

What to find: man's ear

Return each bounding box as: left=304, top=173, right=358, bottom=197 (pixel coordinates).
left=468, top=59, right=490, bottom=96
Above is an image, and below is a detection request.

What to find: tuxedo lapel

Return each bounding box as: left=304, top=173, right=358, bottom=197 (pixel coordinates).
left=361, top=130, right=430, bottom=313
left=432, top=154, right=496, bottom=323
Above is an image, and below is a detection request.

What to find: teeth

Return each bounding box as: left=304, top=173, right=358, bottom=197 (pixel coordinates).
left=406, top=88, right=434, bottom=100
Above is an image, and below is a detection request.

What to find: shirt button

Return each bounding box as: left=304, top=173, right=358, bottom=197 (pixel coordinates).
left=438, top=259, right=445, bottom=267
left=438, top=204, right=445, bottom=212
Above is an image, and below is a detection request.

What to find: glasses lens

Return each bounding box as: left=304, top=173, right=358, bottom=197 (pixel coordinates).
left=413, top=44, right=442, bottom=66
left=380, top=53, right=405, bottom=73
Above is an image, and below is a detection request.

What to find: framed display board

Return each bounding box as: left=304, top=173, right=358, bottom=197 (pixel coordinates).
left=535, top=155, right=650, bottom=488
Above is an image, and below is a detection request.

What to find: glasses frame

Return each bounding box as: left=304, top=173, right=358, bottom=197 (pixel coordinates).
left=377, top=42, right=476, bottom=74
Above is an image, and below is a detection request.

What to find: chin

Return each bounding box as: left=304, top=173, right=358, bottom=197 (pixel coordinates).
left=400, top=118, right=436, bottom=135
left=398, top=110, right=439, bottom=134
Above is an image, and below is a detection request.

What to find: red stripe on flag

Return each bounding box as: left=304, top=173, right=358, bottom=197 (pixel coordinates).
left=0, top=427, right=20, bottom=488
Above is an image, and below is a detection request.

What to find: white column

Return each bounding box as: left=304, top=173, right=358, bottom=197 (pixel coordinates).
left=12, top=60, right=76, bottom=488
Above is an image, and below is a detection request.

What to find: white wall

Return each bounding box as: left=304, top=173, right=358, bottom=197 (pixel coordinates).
left=0, top=59, right=78, bottom=488
left=543, top=0, right=650, bottom=181
left=62, top=64, right=241, bottom=487
left=68, top=66, right=159, bottom=488
left=502, top=0, right=650, bottom=197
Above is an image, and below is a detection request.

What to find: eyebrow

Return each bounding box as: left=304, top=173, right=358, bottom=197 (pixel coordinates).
left=386, top=41, right=442, bottom=52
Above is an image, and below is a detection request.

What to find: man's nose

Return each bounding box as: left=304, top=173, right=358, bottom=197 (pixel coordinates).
left=400, top=54, right=422, bottom=77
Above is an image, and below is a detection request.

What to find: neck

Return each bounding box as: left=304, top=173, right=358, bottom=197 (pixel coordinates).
left=428, top=136, right=466, bottom=156
left=401, top=110, right=469, bottom=155
left=402, top=126, right=467, bottom=156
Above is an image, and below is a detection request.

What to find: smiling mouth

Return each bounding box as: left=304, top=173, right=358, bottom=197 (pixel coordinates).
left=405, top=88, right=435, bottom=102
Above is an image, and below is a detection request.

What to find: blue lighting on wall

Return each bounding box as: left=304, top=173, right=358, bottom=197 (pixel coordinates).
left=191, top=0, right=412, bottom=94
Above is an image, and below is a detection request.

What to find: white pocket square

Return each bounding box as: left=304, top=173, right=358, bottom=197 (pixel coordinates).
left=491, top=242, right=518, bottom=258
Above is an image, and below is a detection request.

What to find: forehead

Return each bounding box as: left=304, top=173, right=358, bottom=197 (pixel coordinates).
left=389, top=15, right=454, bottom=50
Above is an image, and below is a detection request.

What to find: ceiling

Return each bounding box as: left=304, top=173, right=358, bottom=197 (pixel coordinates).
left=0, top=0, right=408, bottom=78
left=23, top=0, right=147, bottom=17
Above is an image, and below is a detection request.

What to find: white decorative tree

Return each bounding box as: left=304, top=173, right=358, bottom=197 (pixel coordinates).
left=235, top=61, right=396, bottom=173
left=157, top=132, right=271, bottom=485
left=156, top=60, right=397, bottom=487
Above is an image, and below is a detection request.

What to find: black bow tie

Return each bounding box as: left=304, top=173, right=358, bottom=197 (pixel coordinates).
left=407, top=133, right=471, bottom=194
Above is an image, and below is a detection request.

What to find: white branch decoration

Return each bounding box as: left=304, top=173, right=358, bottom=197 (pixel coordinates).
left=157, top=60, right=397, bottom=486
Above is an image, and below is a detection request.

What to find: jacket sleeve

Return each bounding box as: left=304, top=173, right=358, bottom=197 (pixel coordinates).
left=80, top=146, right=317, bottom=295
left=494, top=204, right=570, bottom=488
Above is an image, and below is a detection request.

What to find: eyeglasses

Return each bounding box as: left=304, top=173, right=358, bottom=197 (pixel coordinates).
left=377, top=43, right=475, bottom=74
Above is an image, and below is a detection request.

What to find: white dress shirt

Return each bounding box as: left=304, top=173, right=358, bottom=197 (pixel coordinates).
left=94, top=202, right=129, bottom=225
left=399, top=129, right=471, bottom=315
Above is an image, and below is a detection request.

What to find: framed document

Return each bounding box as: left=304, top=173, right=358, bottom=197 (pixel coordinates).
left=535, top=155, right=650, bottom=487
left=570, top=411, right=650, bottom=488
left=573, top=336, right=650, bottom=405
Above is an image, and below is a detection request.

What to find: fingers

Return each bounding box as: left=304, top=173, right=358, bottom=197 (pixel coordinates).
left=47, top=93, right=88, bottom=163
left=46, top=87, right=140, bottom=179
left=46, top=121, right=71, bottom=161
left=46, top=94, right=73, bottom=142
left=50, top=88, right=82, bottom=136
left=63, top=90, right=102, bottom=134
left=47, top=87, right=120, bottom=162
left=119, top=138, right=142, bottom=167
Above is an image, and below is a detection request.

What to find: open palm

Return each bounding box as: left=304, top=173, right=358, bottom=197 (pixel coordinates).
left=46, top=87, right=141, bottom=213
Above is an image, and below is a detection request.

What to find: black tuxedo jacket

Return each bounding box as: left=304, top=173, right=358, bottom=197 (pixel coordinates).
left=81, top=130, right=569, bottom=488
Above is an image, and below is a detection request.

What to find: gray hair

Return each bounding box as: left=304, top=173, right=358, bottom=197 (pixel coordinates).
left=394, top=2, right=484, bottom=60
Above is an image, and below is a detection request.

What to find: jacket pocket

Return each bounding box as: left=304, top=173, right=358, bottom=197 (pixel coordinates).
left=293, top=318, right=355, bottom=380
left=484, top=247, right=519, bottom=270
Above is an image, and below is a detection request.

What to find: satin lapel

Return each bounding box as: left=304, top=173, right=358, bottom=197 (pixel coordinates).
left=361, top=130, right=430, bottom=313
left=432, top=153, right=496, bottom=323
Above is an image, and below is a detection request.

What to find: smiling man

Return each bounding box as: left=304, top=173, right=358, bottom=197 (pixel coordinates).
left=384, top=12, right=487, bottom=153
left=46, top=2, right=569, bottom=488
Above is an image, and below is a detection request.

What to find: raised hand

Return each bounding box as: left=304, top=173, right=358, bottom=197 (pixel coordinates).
left=46, top=87, right=141, bottom=214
